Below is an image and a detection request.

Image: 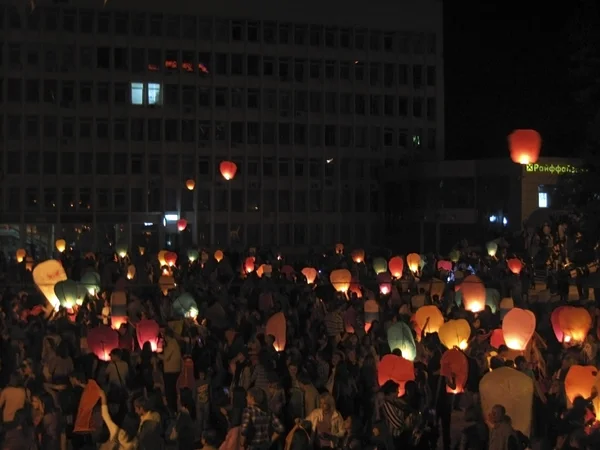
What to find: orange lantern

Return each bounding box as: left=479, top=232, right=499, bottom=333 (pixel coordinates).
left=330, top=269, right=352, bottom=293
left=220, top=160, right=237, bottom=180
left=16, top=248, right=26, bottom=263
left=377, top=272, right=392, bottom=295
left=438, top=319, right=471, bottom=350
left=554, top=306, right=592, bottom=344
left=25, top=256, right=34, bottom=272
left=389, top=256, right=404, bottom=278
left=87, top=325, right=119, bottom=361
left=185, top=179, right=195, bottom=190
left=55, top=239, right=67, bottom=253
left=335, top=243, right=344, bottom=254
left=164, top=251, right=178, bottom=267
left=265, top=311, right=287, bottom=352
left=214, top=249, right=224, bottom=262
left=177, top=218, right=187, bottom=232
left=301, top=267, right=318, bottom=284
left=502, top=308, right=536, bottom=351
left=461, top=275, right=486, bottom=313
left=377, top=354, right=415, bottom=396
left=490, top=329, right=506, bottom=349
left=406, top=253, right=421, bottom=273
left=157, top=250, right=168, bottom=266
left=111, top=316, right=128, bottom=331
left=351, top=249, right=365, bottom=263
left=126, top=265, right=136, bottom=280
left=244, top=256, right=255, bottom=273
left=565, top=365, right=598, bottom=406
left=256, top=264, right=265, bottom=278
left=507, top=258, right=523, bottom=275
left=136, top=319, right=160, bottom=351
left=413, top=305, right=445, bottom=337
left=508, top=129, right=541, bottom=165
left=441, top=349, right=469, bottom=394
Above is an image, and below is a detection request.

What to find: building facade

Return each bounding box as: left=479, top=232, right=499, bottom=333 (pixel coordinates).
left=0, top=0, right=444, bottom=256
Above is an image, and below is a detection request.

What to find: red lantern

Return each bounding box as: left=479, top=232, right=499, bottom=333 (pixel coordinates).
left=164, top=251, right=178, bottom=267
left=87, top=325, right=119, bottom=361
left=490, top=329, right=506, bottom=349
left=441, top=349, right=469, bottom=394
left=177, top=218, right=187, bottom=232
left=244, top=256, right=255, bottom=273
left=508, top=129, right=541, bottom=165
left=389, top=256, right=404, bottom=278
left=437, top=260, right=452, bottom=272
left=377, top=354, right=415, bottom=396
left=220, top=160, right=238, bottom=180
left=507, top=258, right=523, bottom=275
left=136, top=319, right=160, bottom=351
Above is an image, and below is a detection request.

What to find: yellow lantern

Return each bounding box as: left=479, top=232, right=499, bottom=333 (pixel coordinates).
left=55, top=239, right=67, bottom=253
left=406, top=253, right=421, bottom=273
left=16, top=248, right=26, bottom=263
left=157, top=250, right=168, bottom=267
left=33, top=259, right=67, bottom=312
left=438, top=319, right=471, bottom=350
left=414, top=305, right=445, bottom=337
left=330, top=269, right=352, bottom=293
left=486, top=242, right=498, bottom=257
left=502, top=308, right=536, bottom=351
left=351, top=249, right=365, bottom=263
left=186, top=179, right=196, bottom=190
left=214, top=250, right=224, bottom=263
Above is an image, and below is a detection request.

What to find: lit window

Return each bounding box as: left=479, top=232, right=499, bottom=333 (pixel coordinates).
left=538, top=192, right=548, bottom=208
left=130, top=82, right=144, bottom=105
left=148, top=83, right=162, bottom=105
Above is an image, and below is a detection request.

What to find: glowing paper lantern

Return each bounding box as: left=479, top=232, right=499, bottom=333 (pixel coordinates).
left=507, top=258, right=523, bottom=275
left=185, top=179, right=195, bottom=190
left=164, top=252, right=178, bottom=267
left=214, top=250, right=224, bottom=262
left=372, top=257, right=388, bottom=275
left=262, top=264, right=273, bottom=277
left=55, top=239, right=66, bottom=253
left=111, top=316, right=128, bottom=331
left=115, top=243, right=128, bottom=258
left=438, top=319, right=471, bottom=350
left=87, top=325, right=119, bottom=361
left=266, top=311, right=287, bottom=352
left=54, top=279, right=79, bottom=308
left=486, top=242, right=498, bottom=257
left=437, top=260, right=452, bottom=272
left=508, top=129, right=541, bottom=165
left=335, top=243, right=344, bottom=254
left=244, top=256, right=255, bottom=273
left=480, top=367, right=533, bottom=436
left=490, top=329, right=506, bottom=349
left=330, top=269, right=352, bottom=293
left=177, top=219, right=187, bottom=232
left=441, top=349, right=469, bottom=394
left=301, top=267, right=318, bottom=284
left=25, top=256, right=34, bottom=271
left=414, top=305, right=445, bottom=336
left=449, top=250, right=460, bottom=263
left=377, top=272, right=392, bottom=295
left=565, top=365, right=598, bottom=406
left=351, top=249, right=365, bottom=263
left=80, top=271, right=101, bottom=296
left=126, top=265, right=136, bottom=280
left=136, top=319, right=160, bottom=351
left=502, top=308, right=536, bottom=351
left=33, top=259, right=67, bottom=312
left=553, top=306, right=592, bottom=344
left=219, top=160, right=237, bottom=180
left=389, top=256, right=404, bottom=278
left=461, top=275, right=486, bottom=313
left=16, top=248, right=26, bottom=263
left=173, top=293, right=198, bottom=318
left=157, top=250, right=168, bottom=266
left=158, top=275, right=175, bottom=295
left=187, top=249, right=199, bottom=263
left=387, top=322, right=417, bottom=361
left=138, top=246, right=145, bottom=256
left=201, top=251, right=209, bottom=264
left=378, top=354, right=415, bottom=396
left=406, top=253, right=421, bottom=273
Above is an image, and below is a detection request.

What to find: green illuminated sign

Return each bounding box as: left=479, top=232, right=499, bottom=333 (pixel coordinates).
left=525, top=163, right=583, bottom=174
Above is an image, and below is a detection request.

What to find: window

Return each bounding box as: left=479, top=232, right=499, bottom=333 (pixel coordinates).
left=130, top=82, right=143, bottom=105
left=148, top=83, right=162, bottom=105
left=538, top=191, right=548, bottom=208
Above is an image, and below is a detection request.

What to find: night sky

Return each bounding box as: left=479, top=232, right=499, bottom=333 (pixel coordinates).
left=444, top=1, right=580, bottom=160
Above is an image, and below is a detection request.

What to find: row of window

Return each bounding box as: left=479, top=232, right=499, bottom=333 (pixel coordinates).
left=0, top=117, right=435, bottom=150
left=0, top=153, right=386, bottom=180
left=3, top=7, right=436, bottom=55
left=1, top=186, right=382, bottom=215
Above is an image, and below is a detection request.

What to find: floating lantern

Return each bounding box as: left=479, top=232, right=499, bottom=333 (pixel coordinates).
left=565, top=365, right=598, bottom=406
left=138, top=246, right=145, bottom=256
left=185, top=179, right=195, bottom=190
left=377, top=272, right=392, bottom=295
left=173, top=293, right=198, bottom=319
left=406, top=253, right=421, bottom=273
left=244, top=256, right=255, bottom=273
left=378, top=354, right=415, bottom=396
left=437, top=260, right=452, bottom=272
left=214, top=250, right=224, bottom=262
left=372, top=257, right=388, bottom=275
left=441, top=349, right=469, bottom=394
left=126, top=265, right=136, bottom=280
left=266, top=312, right=286, bottom=352
left=219, top=160, right=237, bottom=180
left=136, top=319, right=160, bottom=352
left=164, top=251, right=177, bottom=267
left=158, top=275, right=175, bottom=295
left=335, top=243, right=344, bottom=254
left=351, top=249, right=365, bottom=263
left=115, top=243, right=128, bottom=258
left=486, top=242, right=498, bottom=257
left=256, top=264, right=266, bottom=278
left=414, top=305, right=445, bottom=336
left=80, top=271, right=101, bottom=296
left=33, top=259, right=67, bottom=312
left=55, top=239, right=66, bottom=253
left=111, top=316, right=128, bottom=331
left=187, top=249, right=199, bottom=263
left=389, top=256, right=404, bottom=278
left=387, top=322, right=417, bottom=361
left=25, top=256, right=34, bottom=271
left=157, top=250, right=167, bottom=266
left=449, top=249, right=460, bottom=263
left=508, top=129, right=541, bottom=165
left=439, top=319, right=471, bottom=350
left=507, top=258, right=523, bottom=275
left=490, top=329, right=506, bottom=349
left=552, top=306, right=591, bottom=344
left=460, top=275, right=486, bottom=313
left=177, top=218, right=187, bottom=232
left=330, top=269, right=352, bottom=293
left=87, top=325, right=119, bottom=361
left=502, top=308, right=536, bottom=351
left=54, top=279, right=79, bottom=309
left=16, top=248, right=26, bottom=263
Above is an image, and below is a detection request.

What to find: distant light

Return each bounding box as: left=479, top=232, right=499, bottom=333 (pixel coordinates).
left=164, top=214, right=179, bottom=222
left=326, top=158, right=334, bottom=164
left=143, top=222, right=153, bottom=226
left=489, top=215, right=497, bottom=223
left=503, top=217, right=508, bottom=226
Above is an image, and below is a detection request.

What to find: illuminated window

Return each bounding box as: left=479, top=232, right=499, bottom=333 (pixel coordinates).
left=538, top=192, right=548, bottom=208
left=130, top=82, right=144, bottom=105
left=148, top=83, right=162, bottom=105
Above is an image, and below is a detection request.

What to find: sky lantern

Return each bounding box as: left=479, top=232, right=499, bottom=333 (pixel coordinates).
left=480, top=367, right=533, bottom=437
left=25, top=256, right=34, bottom=272
left=187, top=249, right=199, bottom=263
left=164, top=251, right=178, bottom=267
left=219, top=160, right=237, bottom=180
left=54, top=279, right=79, bottom=309
left=502, top=308, right=536, bottom=351
left=158, top=275, right=175, bottom=295
left=126, top=265, right=136, bottom=280
left=115, top=242, right=128, bottom=258
left=507, top=258, right=523, bottom=275
left=372, top=257, right=388, bottom=275
left=449, top=249, right=460, bottom=263
left=461, top=275, right=486, bottom=312
left=490, top=329, right=506, bottom=349
left=185, top=179, right=195, bottom=190
left=486, top=242, right=498, bottom=257
left=389, top=256, right=404, bottom=278
left=565, top=365, right=598, bottom=407
left=378, top=354, right=415, bottom=397
left=136, top=319, right=160, bottom=351
left=256, top=264, right=266, bottom=278
left=414, top=305, right=445, bottom=337
left=330, top=269, right=352, bottom=293
left=33, top=259, right=67, bottom=312
left=16, top=248, right=26, bottom=263
left=439, top=319, right=471, bottom=350
left=266, top=312, right=287, bottom=352
left=335, top=243, right=344, bottom=254
left=262, top=264, right=273, bottom=278
left=406, top=253, right=421, bottom=273
left=301, top=267, right=318, bottom=284
left=214, top=250, right=224, bottom=262
left=552, top=306, right=592, bottom=344
left=508, top=129, right=541, bottom=165
left=387, top=322, right=417, bottom=361
left=437, top=260, right=452, bottom=272
left=81, top=271, right=101, bottom=296
left=157, top=250, right=168, bottom=266
left=55, top=239, right=66, bottom=253
left=377, top=272, right=392, bottom=295
left=87, top=325, right=119, bottom=361
left=441, top=349, right=469, bottom=394
left=244, top=256, right=255, bottom=273
left=177, top=218, right=188, bottom=232
left=351, top=249, right=365, bottom=263
left=173, top=293, right=198, bottom=319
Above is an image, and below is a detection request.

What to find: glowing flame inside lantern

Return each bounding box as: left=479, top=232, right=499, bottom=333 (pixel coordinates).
left=220, top=161, right=238, bottom=180
left=186, top=179, right=195, bottom=190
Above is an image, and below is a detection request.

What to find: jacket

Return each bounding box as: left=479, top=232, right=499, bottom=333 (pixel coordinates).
left=305, top=408, right=345, bottom=438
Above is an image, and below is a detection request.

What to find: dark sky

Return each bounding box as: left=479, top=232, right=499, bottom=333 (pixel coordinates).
left=444, top=1, right=579, bottom=160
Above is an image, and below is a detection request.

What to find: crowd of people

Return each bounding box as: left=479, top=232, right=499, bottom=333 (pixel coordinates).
left=0, top=221, right=599, bottom=450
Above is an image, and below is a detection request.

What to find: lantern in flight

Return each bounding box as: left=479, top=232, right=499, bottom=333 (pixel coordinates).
left=165, top=252, right=177, bottom=267
left=186, top=179, right=195, bottom=190
left=486, top=242, right=498, bottom=257
left=377, top=272, right=392, bottom=295
left=126, top=265, right=136, bottom=280
left=55, top=239, right=66, bottom=253
left=372, top=257, right=388, bottom=275
left=115, top=243, right=128, bottom=258
left=302, top=267, right=318, bottom=284
left=244, top=256, right=255, bottom=273
left=439, top=319, right=471, bottom=350
left=136, top=319, right=161, bottom=351
left=33, top=259, right=67, bottom=312
left=461, top=275, right=486, bottom=313
left=351, top=249, right=365, bottom=263
left=16, top=248, right=26, bottom=263
left=157, top=250, right=168, bottom=267
left=406, top=253, right=421, bottom=274
left=219, top=161, right=237, bottom=180
left=502, top=308, right=536, bottom=351
left=335, top=243, right=344, bottom=254
left=507, top=258, right=523, bottom=275
left=177, top=219, right=188, bottom=232
left=330, top=269, right=352, bottom=293
left=387, top=322, right=417, bottom=361
left=389, top=256, right=404, bottom=278
left=187, top=249, right=199, bottom=263
left=413, top=305, right=445, bottom=337
left=266, top=312, right=287, bottom=352
left=508, top=129, right=541, bottom=165
left=214, top=250, right=224, bottom=262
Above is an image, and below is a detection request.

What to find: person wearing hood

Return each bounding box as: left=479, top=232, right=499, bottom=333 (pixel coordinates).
left=488, top=404, right=522, bottom=450
left=134, top=396, right=164, bottom=450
